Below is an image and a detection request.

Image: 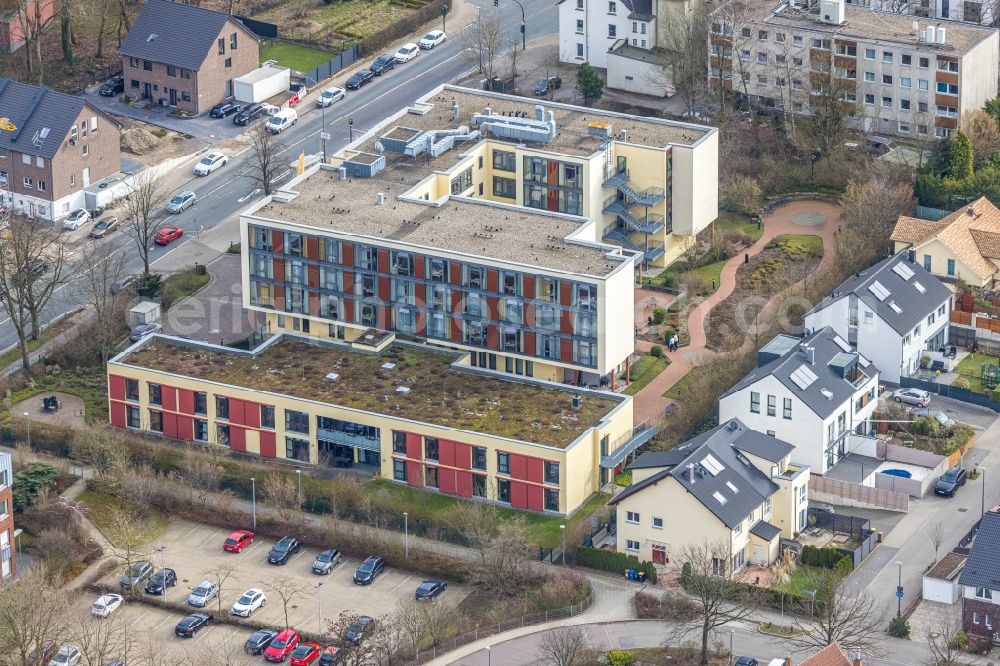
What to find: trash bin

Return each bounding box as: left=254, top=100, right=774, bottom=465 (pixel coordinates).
left=637, top=571, right=646, bottom=582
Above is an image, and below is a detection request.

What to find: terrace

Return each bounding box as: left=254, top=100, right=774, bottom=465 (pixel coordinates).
left=117, top=335, right=623, bottom=448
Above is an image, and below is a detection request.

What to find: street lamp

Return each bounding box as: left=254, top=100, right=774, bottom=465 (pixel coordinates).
left=296, top=469, right=302, bottom=509
left=896, top=560, right=903, bottom=617
left=729, top=629, right=735, bottom=666
left=979, top=466, right=987, bottom=517
left=250, top=477, right=257, bottom=531
left=316, top=582, right=324, bottom=635
left=805, top=589, right=817, bottom=616
left=22, top=412, right=29, bottom=447
left=485, top=645, right=491, bottom=666
left=403, top=512, right=409, bottom=559
left=560, top=524, right=566, bottom=565
left=299, top=74, right=331, bottom=163
left=156, top=545, right=167, bottom=608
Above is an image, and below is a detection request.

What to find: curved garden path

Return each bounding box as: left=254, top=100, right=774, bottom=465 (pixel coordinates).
left=631, top=199, right=842, bottom=424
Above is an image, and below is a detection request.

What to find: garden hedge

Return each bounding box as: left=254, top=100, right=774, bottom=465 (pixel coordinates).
left=802, top=545, right=853, bottom=570
left=575, top=546, right=657, bottom=583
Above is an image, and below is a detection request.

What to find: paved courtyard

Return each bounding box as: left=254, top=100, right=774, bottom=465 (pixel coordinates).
left=162, top=254, right=262, bottom=345
left=908, top=599, right=963, bottom=646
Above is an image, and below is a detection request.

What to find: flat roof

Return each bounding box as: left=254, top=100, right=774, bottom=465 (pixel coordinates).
left=117, top=335, right=623, bottom=448
left=237, top=63, right=289, bottom=84
left=249, top=167, right=628, bottom=277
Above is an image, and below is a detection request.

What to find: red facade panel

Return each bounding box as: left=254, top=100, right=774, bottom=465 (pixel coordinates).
left=559, top=281, right=572, bottom=306
left=451, top=290, right=462, bottom=313
left=377, top=248, right=389, bottom=273
left=456, top=471, right=473, bottom=497
left=272, top=230, right=284, bottom=254
left=510, top=454, right=527, bottom=479
left=308, top=264, right=319, bottom=289
left=259, top=431, right=277, bottom=458
left=561, top=309, right=573, bottom=334
left=229, top=399, right=246, bottom=425
left=230, top=426, right=247, bottom=452
left=524, top=332, right=536, bottom=356
left=306, top=237, right=319, bottom=260
left=438, top=440, right=455, bottom=467
left=526, top=458, right=544, bottom=484
left=560, top=338, right=573, bottom=363
left=523, top=275, right=535, bottom=299
left=405, top=433, right=423, bottom=460
left=309, top=293, right=320, bottom=316
left=108, top=375, right=125, bottom=401
left=342, top=299, right=355, bottom=323
left=486, top=326, right=499, bottom=350
left=454, top=443, right=471, bottom=469
left=176, top=416, right=193, bottom=441
left=510, top=480, right=528, bottom=509
left=110, top=402, right=126, bottom=428
left=487, top=269, right=499, bottom=293
left=273, top=285, right=285, bottom=310
left=451, top=317, right=462, bottom=341
left=487, top=296, right=499, bottom=320
left=178, top=389, right=195, bottom=414
left=273, top=259, right=285, bottom=282
left=415, top=283, right=426, bottom=309
left=526, top=485, right=545, bottom=511
left=162, top=412, right=178, bottom=439
left=450, top=267, right=463, bottom=286
left=245, top=403, right=261, bottom=429
left=342, top=242, right=354, bottom=266
left=406, top=461, right=422, bottom=487
left=438, top=467, right=457, bottom=494
left=378, top=276, right=390, bottom=302
left=343, top=270, right=355, bottom=294
left=161, top=386, right=177, bottom=412
left=414, top=256, right=425, bottom=280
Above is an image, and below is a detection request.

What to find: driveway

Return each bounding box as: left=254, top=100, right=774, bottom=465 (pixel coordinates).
left=81, top=86, right=248, bottom=142
left=162, top=254, right=261, bottom=346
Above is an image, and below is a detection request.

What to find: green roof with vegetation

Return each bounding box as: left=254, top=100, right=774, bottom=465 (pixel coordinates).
left=118, top=336, right=622, bottom=447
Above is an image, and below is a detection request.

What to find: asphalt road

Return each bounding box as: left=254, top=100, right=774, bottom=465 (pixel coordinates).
left=1, top=0, right=558, bottom=355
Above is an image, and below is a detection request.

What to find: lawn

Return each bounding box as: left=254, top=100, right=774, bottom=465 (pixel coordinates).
left=260, top=42, right=334, bottom=73
left=768, top=234, right=824, bottom=259
left=160, top=267, right=211, bottom=311
left=664, top=364, right=713, bottom=400
left=954, top=352, right=1000, bottom=394
left=9, top=365, right=109, bottom=424
left=359, top=480, right=608, bottom=549
left=716, top=211, right=763, bottom=244
left=771, top=564, right=826, bottom=596
left=645, top=258, right=727, bottom=293
left=623, top=355, right=669, bottom=396
left=78, top=490, right=170, bottom=547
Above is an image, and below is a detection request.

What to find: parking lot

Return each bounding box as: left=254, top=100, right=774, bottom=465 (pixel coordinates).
left=86, top=519, right=470, bottom=661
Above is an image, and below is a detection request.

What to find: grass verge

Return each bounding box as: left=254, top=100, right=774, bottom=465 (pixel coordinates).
left=78, top=489, right=170, bottom=547
left=260, top=42, right=334, bottom=72
left=624, top=355, right=669, bottom=396
left=768, top=234, right=824, bottom=258
left=161, top=267, right=211, bottom=310
left=0, top=314, right=78, bottom=371
left=9, top=365, right=109, bottom=423
left=717, top=210, right=763, bottom=243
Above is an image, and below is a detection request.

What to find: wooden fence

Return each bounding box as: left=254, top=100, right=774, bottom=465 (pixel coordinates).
left=809, top=475, right=910, bottom=512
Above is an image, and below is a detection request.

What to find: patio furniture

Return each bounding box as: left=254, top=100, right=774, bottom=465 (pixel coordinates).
left=41, top=395, right=60, bottom=412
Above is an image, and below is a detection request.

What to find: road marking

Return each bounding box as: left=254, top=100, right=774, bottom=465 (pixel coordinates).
left=329, top=558, right=349, bottom=575
left=193, top=625, right=215, bottom=643
left=153, top=237, right=193, bottom=264
left=180, top=524, right=201, bottom=540
left=200, top=529, right=224, bottom=548
left=238, top=189, right=262, bottom=203
left=128, top=610, right=150, bottom=630
left=368, top=571, right=390, bottom=588
left=388, top=574, right=412, bottom=594
left=153, top=614, right=173, bottom=630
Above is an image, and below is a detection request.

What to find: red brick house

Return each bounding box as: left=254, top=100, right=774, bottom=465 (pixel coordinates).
left=959, top=509, right=1000, bottom=641
left=0, top=0, right=53, bottom=53
left=118, top=0, right=259, bottom=115
left=0, top=452, right=14, bottom=581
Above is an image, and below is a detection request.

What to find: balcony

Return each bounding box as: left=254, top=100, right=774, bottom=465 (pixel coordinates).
left=604, top=170, right=665, bottom=206
left=603, top=198, right=666, bottom=234
left=317, top=427, right=381, bottom=452
left=600, top=419, right=659, bottom=468
left=602, top=228, right=665, bottom=262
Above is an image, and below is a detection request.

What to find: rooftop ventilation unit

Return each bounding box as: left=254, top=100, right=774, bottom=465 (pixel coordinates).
left=819, top=0, right=844, bottom=24
left=324, top=372, right=339, bottom=381
left=342, top=152, right=386, bottom=178
left=588, top=121, right=612, bottom=138
left=396, top=386, right=411, bottom=394
left=472, top=105, right=557, bottom=144
left=381, top=362, right=396, bottom=370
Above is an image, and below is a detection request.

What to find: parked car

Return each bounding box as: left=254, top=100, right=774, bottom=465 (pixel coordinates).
left=231, top=588, right=266, bottom=617
left=809, top=502, right=836, bottom=514
left=369, top=54, right=396, bottom=75
left=316, top=87, right=345, bottom=108
left=63, top=208, right=90, bottom=230
left=224, top=529, right=255, bottom=552
left=194, top=151, right=228, bottom=176
left=909, top=408, right=956, bottom=428
left=89, top=216, right=120, bottom=238
left=264, top=629, right=301, bottom=662
left=414, top=580, right=447, bottom=601
left=892, top=388, right=931, bottom=407
left=101, top=660, right=124, bottom=666
left=345, top=70, right=374, bottom=90
left=319, top=647, right=341, bottom=666
left=119, top=560, right=153, bottom=590
left=144, top=567, right=177, bottom=595
left=312, top=548, right=342, bottom=575
left=47, top=645, right=81, bottom=666
left=27, top=641, right=56, bottom=666
left=129, top=322, right=161, bottom=343
left=154, top=226, right=184, bottom=245
left=266, top=108, right=298, bottom=134
left=734, top=658, right=758, bottom=666
left=166, top=191, right=196, bottom=214
left=233, top=103, right=266, bottom=126
left=245, top=629, right=280, bottom=655
left=20, top=258, right=47, bottom=281
left=174, top=613, right=210, bottom=638
left=394, top=43, right=419, bottom=63
left=934, top=465, right=968, bottom=497
left=187, top=579, right=220, bottom=607
left=111, top=273, right=139, bottom=295
left=99, top=75, right=125, bottom=97
left=343, top=616, right=374, bottom=645
left=210, top=101, right=242, bottom=118
left=418, top=29, right=446, bottom=49
left=289, top=642, right=322, bottom=666
left=268, top=536, right=302, bottom=565
left=260, top=103, right=280, bottom=116
left=91, top=594, right=124, bottom=618
left=533, top=76, right=562, bottom=96
left=353, top=555, right=385, bottom=585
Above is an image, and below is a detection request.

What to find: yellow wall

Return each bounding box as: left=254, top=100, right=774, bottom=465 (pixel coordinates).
left=906, top=239, right=993, bottom=287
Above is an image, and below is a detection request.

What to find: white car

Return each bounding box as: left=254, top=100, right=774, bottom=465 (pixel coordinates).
left=419, top=29, right=446, bottom=49
left=892, top=387, right=931, bottom=407
left=193, top=152, right=227, bottom=176
left=260, top=103, right=280, bottom=116
left=394, top=43, right=419, bottom=63
left=48, top=645, right=81, bottom=666
left=266, top=108, right=297, bottom=134
left=230, top=587, right=266, bottom=617
left=91, top=593, right=124, bottom=618
left=62, top=209, right=89, bottom=230
left=316, top=87, right=345, bottom=108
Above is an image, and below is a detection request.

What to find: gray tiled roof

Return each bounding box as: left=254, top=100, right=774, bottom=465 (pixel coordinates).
left=958, top=511, right=1000, bottom=591
left=119, top=0, right=255, bottom=71
left=722, top=326, right=878, bottom=420
left=0, top=78, right=90, bottom=160
left=807, top=254, right=951, bottom=337
left=750, top=520, right=781, bottom=542
left=612, top=419, right=785, bottom=529
left=626, top=0, right=654, bottom=19
left=627, top=448, right=690, bottom=470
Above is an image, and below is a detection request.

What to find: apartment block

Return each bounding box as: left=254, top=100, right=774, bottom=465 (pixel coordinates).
left=107, top=333, right=644, bottom=515
left=240, top=85, right=718, bottom=387
left=0, top=452, right=13, bottom=581
left=709, top=0, right=999, bottom=138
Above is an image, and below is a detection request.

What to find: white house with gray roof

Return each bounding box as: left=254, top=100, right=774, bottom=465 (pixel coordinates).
left=610, top=418, right=809, bottom=573
left=719, top=327, right=879, bottom=475
left=804, top=253, right=952, bottom=384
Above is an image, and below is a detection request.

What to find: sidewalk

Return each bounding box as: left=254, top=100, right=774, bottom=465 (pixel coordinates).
left=630, top=200, right=842, bottom=424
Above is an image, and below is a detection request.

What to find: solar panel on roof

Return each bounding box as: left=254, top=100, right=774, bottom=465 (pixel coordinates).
left=712, top=491, right=727, bottom=505
left=868, top=280, right=891, bottom=301
left=859, top=354, right=871, bottom=368
left=892, top=262, right=914, bottom=281
left=702, top=454, right=724, bottom=476
left=833, top=336, right=852, bottom=352
left=790, top=364, right=818, bottom=390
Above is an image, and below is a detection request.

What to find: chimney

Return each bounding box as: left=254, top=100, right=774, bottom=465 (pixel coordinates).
left=337, top=167, right=347, bottom=180
left=936, top=26, right=946, bottom=44
left=451, top=98, right=459, bottom=119
left=911, top=19, right=919, bottom=33
left=535, top=104, right=545, bottom=121
left=968, top=207, right=976, bottom=217
left=925, top=25, right=935, bottom=43
left=784, top=658, right=793, bottom=666
left=687, top=463, right=696, bottom=483
left=806, top=346, right=815, bottom=364
left=572, top=394, right=582, bottom=409
left=907, top=249, right=916, bottom=263
left=620, top=129, right=628, bottom=142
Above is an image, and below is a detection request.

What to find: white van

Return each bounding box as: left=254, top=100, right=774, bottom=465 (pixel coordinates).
left=266, top=108, right=298, bottom=134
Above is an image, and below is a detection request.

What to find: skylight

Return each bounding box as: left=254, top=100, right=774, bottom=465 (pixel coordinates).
left=858, top=354, right=871, bottom=368
left=726, top=481, right=739, bottom=493
left=790, top=364, right=818, bottom=390
left=702, top=454, right=725, bottom=476
left=889, top=300, right=903, bottom=314
left=892, top=262, right=915, bottom=281
left=914, top=281, right=926, bottom=293
left=833, top=335, right=852, bottom=352
left=820, top=388, right=834, bottom=399
left=868, top=280, right=891, bottom=301
left=712, top=491, right=727, bottom=505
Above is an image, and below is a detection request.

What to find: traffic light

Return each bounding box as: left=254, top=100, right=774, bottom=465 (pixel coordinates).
left=441, top=3, right=447, bottom=13
left=519, top=23, right=525, bottom=33
left=493, top=0, right=498, bottom=6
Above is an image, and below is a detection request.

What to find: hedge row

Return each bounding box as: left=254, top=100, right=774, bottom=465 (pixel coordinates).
left=575, top=546, right=657, bottom=584
left=802, top=545, right=853, bottom=570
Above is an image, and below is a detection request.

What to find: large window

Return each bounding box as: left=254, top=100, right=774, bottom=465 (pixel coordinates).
left=472, top=475, right=487, bottom=498
left=285, top=409, right=310, bottom=434
left=194, top=419, right=208, bottom=442
left=149, top=383, right=162, bottom=406
left=428, top=258, right=448, bottom=282
left=194, top=391, right=207, bottom=415
left=126, top=406, right=140, bottom=429
left=261, top=405, right=275, bottom=428
left=544, top=489, right=559, bottom=512
left=450, top=167, right=473, bottom=195
left=544, top=461, right=560, bottom=485
left=767, top=395, right=776, bottom=417
left=393, top=431, right=407, bottom=454
left=425, top=437, right=439, bottom=461
left=149, top=410, right=163, bottom=433
left=425, top=465, right=438, bottom=488
left=493, top=150, right=516, bottom=171
left=493, top=176, right=516, bottom=199
left=750, top=391, right=760, bottom=413
left=216, top=396, right=229, bottom=420
left=522, top=157, right=583, bottom=215
left=286, top=437, right=310, bottom=462
left=497, top=478, right=510, bottom=503
left=393, top=459, right=407, bottom=482
left=472, top=446, right=487, bottom=470
left=125, top=379, right=140, bottom=401
left=497, top=451, right=510, bottom=475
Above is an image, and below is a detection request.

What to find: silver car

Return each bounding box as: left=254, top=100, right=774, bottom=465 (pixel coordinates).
left=892, top=388, right=931, bottom=407
left=187, top=580, right=219, bottom=607
left=167, top=190, right=196, bottom=214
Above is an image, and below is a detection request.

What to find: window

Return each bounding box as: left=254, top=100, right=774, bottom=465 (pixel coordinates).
left=576, top=18, right=584, bottom=32
left=493, top=176, right=516, bottom=199
left=882, top=74, right=893, bottom=85
left=149, top=410, right=163, bottom=433
left=947, top=259, right=956, bottom=276
left=194, top=419, right=208, bottom=441
left=126, top=406, right=140, bottom=429
left=230, top=31, right=238, bottom=49
left=36, top=180, right=45, bottom=192
left=901, top=76, right=911, bottom=88
left=882, top=96, right=892, bottom=108
left=35, top=155, right=44, bottom=167
left=919, top=56, right=929, bottom=68
left=608, top=0, right=615, bottom=11
left=545, top=489, right=559, bottom=512
left=22, top=177, right=31, bottom=189
left=497, top=478, right=510, bottom=502
left=901, top=99, right=911, bottom=111
left=285, top=410, right=309, bottom=434
left=218, top=38, right=225, bottom=54
left=181, top=69, right=191, bottom=80
left=472, top=446, right=487, bottom=470
left=864, top=93, right=875, bottom=105
left=918, top=79, right=929, bottom=91
left=190, top=391, right=206, bottom=415
left=129, top=56, right=139, bottom=67
left=793, top=35, right=803, bottom=45
left=756, top=52, right=767, bottom=64
left=450, top=167, right=473, bottom=194
left=767, top=395, right=776, bottom=416
left=425, top=437, right=439, bottom=461
left=902, top=54, right=911, bottom=65
left=576, top=43, right=583, bottom=58
left=625, top=539, right=640, bottom=552
left=608, top=24, right=616, bottom=37
left=811, top=38, right=830, bottom=49
left=143, top=59, right=152, bottom=71
left=393, top=431, right=406, bottom=454
left=82, top=144, right=89, bottom=156
left=496, top=451, right=510, bottom=474
left=977, top=587, right=993, bottom=600
left=882, top=51, right=893, bottom=63
left=939, top=304, right=946, bottom=316
left=393, top=459, right=407, bottom=482
left=864, top=71, right=875, bottom=82
left=864, top=48, right=875, bottom=60
left=0, top=499, right=6, bottom=518
left=167, top=65, right=176, bottom=77
left=493, top=150, right=516, bottom=171
left=652, top=516, right=663, bottom=529
left=148, top=383, right=162, bottom=405
left=125, top=379, right=139, bottom=401
left=260, top=405, right=275, bottom=428
left=783, top=398, right=792, bottom=419
left=937, top=81, right=958, bottom=95
left=472, top=475, right=487, bottom=498
left=545, top=461, right=559, bottom=484
left=426, top=465, right=439, bottom=489
left=938, top=60, right=958, bottom=72
left=750, top=391, right=760, bottom=413
left=224, top=57, right=232, bottom=69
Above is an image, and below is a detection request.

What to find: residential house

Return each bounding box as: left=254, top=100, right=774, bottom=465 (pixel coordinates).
left=0, top=0, right=54, bottom=53
left=119, top=0, right=259, bottom=114
left=610, top=418, right=809, bottom=572
left=804, top=253, right=951, bottom=383
left=708, top=0, right=999, bottom=139
left=0, top=452, right=13, bottom=581
left=718, top=327, right=879, bottom=475
left=958, top=509, right=1000, bottom=640
left=891, top=196, right=1000, bottom=288
left=0, top=77, right=120, bottom=221
left=800, top=643, right=858, bottom=666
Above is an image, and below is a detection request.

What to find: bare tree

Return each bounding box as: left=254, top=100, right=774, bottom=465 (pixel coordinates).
left=926, top=616, right=962, bottom=666
left=961, top=109, right=1000, bottom=168
left=261, top=473, right=298, bottom=521
left=207, top=562, right=238, bottom=617
left=0, top=565, right=70, bottom=666
left=105, top=506, right=150, bottom=598
left=840, top=160, right=916, bottom=244
left=69, top=611, right=134, bottom=666
left=721, top=175, right=763, bottom=217
left=537, top=626, right=589, bottom=666
left=669, top=541, right=760, bottom=665
left=14, top=0, right=47, bottom=84
left=791, top=565, right=884, bottom=655
left=247, top=123, right=287, bottom=196
left=76, top=241, right=130, bottom=363
left=460, top=9, right=504, bottom=88
left=451, top=502, right=535, bottom=596
left=180, top=446, right=223, bottom=506
left=70, top=427, right=133, bottom=499
left=929, top=521, right=946, bottom=565
left=120, top=172, right=167, bottom=276
left=95, top=0, right=112, bottom=57
left=654, top=5, right=711, bottom=117
left=0, top=214, right=68, bottom=374
left=269, top=576, right=307, bottom=629
left=802, top=50, right=857, bottom=163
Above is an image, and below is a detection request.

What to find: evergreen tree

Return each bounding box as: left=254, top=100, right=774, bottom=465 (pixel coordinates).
left=575, top=63, right=604, bottom=107
left=949, top=131, right=974, bottom=181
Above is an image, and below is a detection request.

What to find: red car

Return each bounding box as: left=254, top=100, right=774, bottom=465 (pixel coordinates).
left=154, top=226, right=184, bottom=245
left=264, top=629, right=300, bottom=663
left=223, top=530, right=254, bottom=553
left=289, top=642, right=322, bottom=666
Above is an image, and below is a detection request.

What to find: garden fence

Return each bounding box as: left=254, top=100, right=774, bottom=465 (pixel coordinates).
left=401, top=594, right=594, bottom=665
left=808, top=475, right=909, bottom=512
left=298, top=44, right=361, bottom=85
left=899, top=376, right=1000, bottom=413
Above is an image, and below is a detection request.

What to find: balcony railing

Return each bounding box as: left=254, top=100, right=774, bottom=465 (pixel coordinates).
left=603, top=169, right=665, bottom=206
left=317, top=428, right=381, bottom=452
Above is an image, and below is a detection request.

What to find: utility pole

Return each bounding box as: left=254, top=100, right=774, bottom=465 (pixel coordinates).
left=494, top=0, right=526, bottom=49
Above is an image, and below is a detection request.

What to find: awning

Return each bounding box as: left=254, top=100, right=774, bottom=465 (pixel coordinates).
left=601, top=424, right=659, bottom=468
left=749, top=519, right=781, bottom=542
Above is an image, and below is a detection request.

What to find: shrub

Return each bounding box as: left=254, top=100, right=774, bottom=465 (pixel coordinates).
left=950, top=630, right=968, bottom=650
left=575, top=546, right=657, bottom=583
left=650, top=345, right=663, bottom=359
left=11, top=463, right=59, bottom=512
left=604, top=650, right=637, bottom=666
left=633, top=590, right=698, bottom=620
left=652, top=307, right=667, bottom=325
left=888, top=615, right=910, bottom=638
left=801, top=546, right=852, bottom=570
left=953, top=377, right=971, bottom=390
left=912, top=415, right=942, bottom=438
left=661, top=273, right=676, bottom=288
left=967, top=635, right=992, bottom=654
left=135, top=272, right=162, bottom=298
